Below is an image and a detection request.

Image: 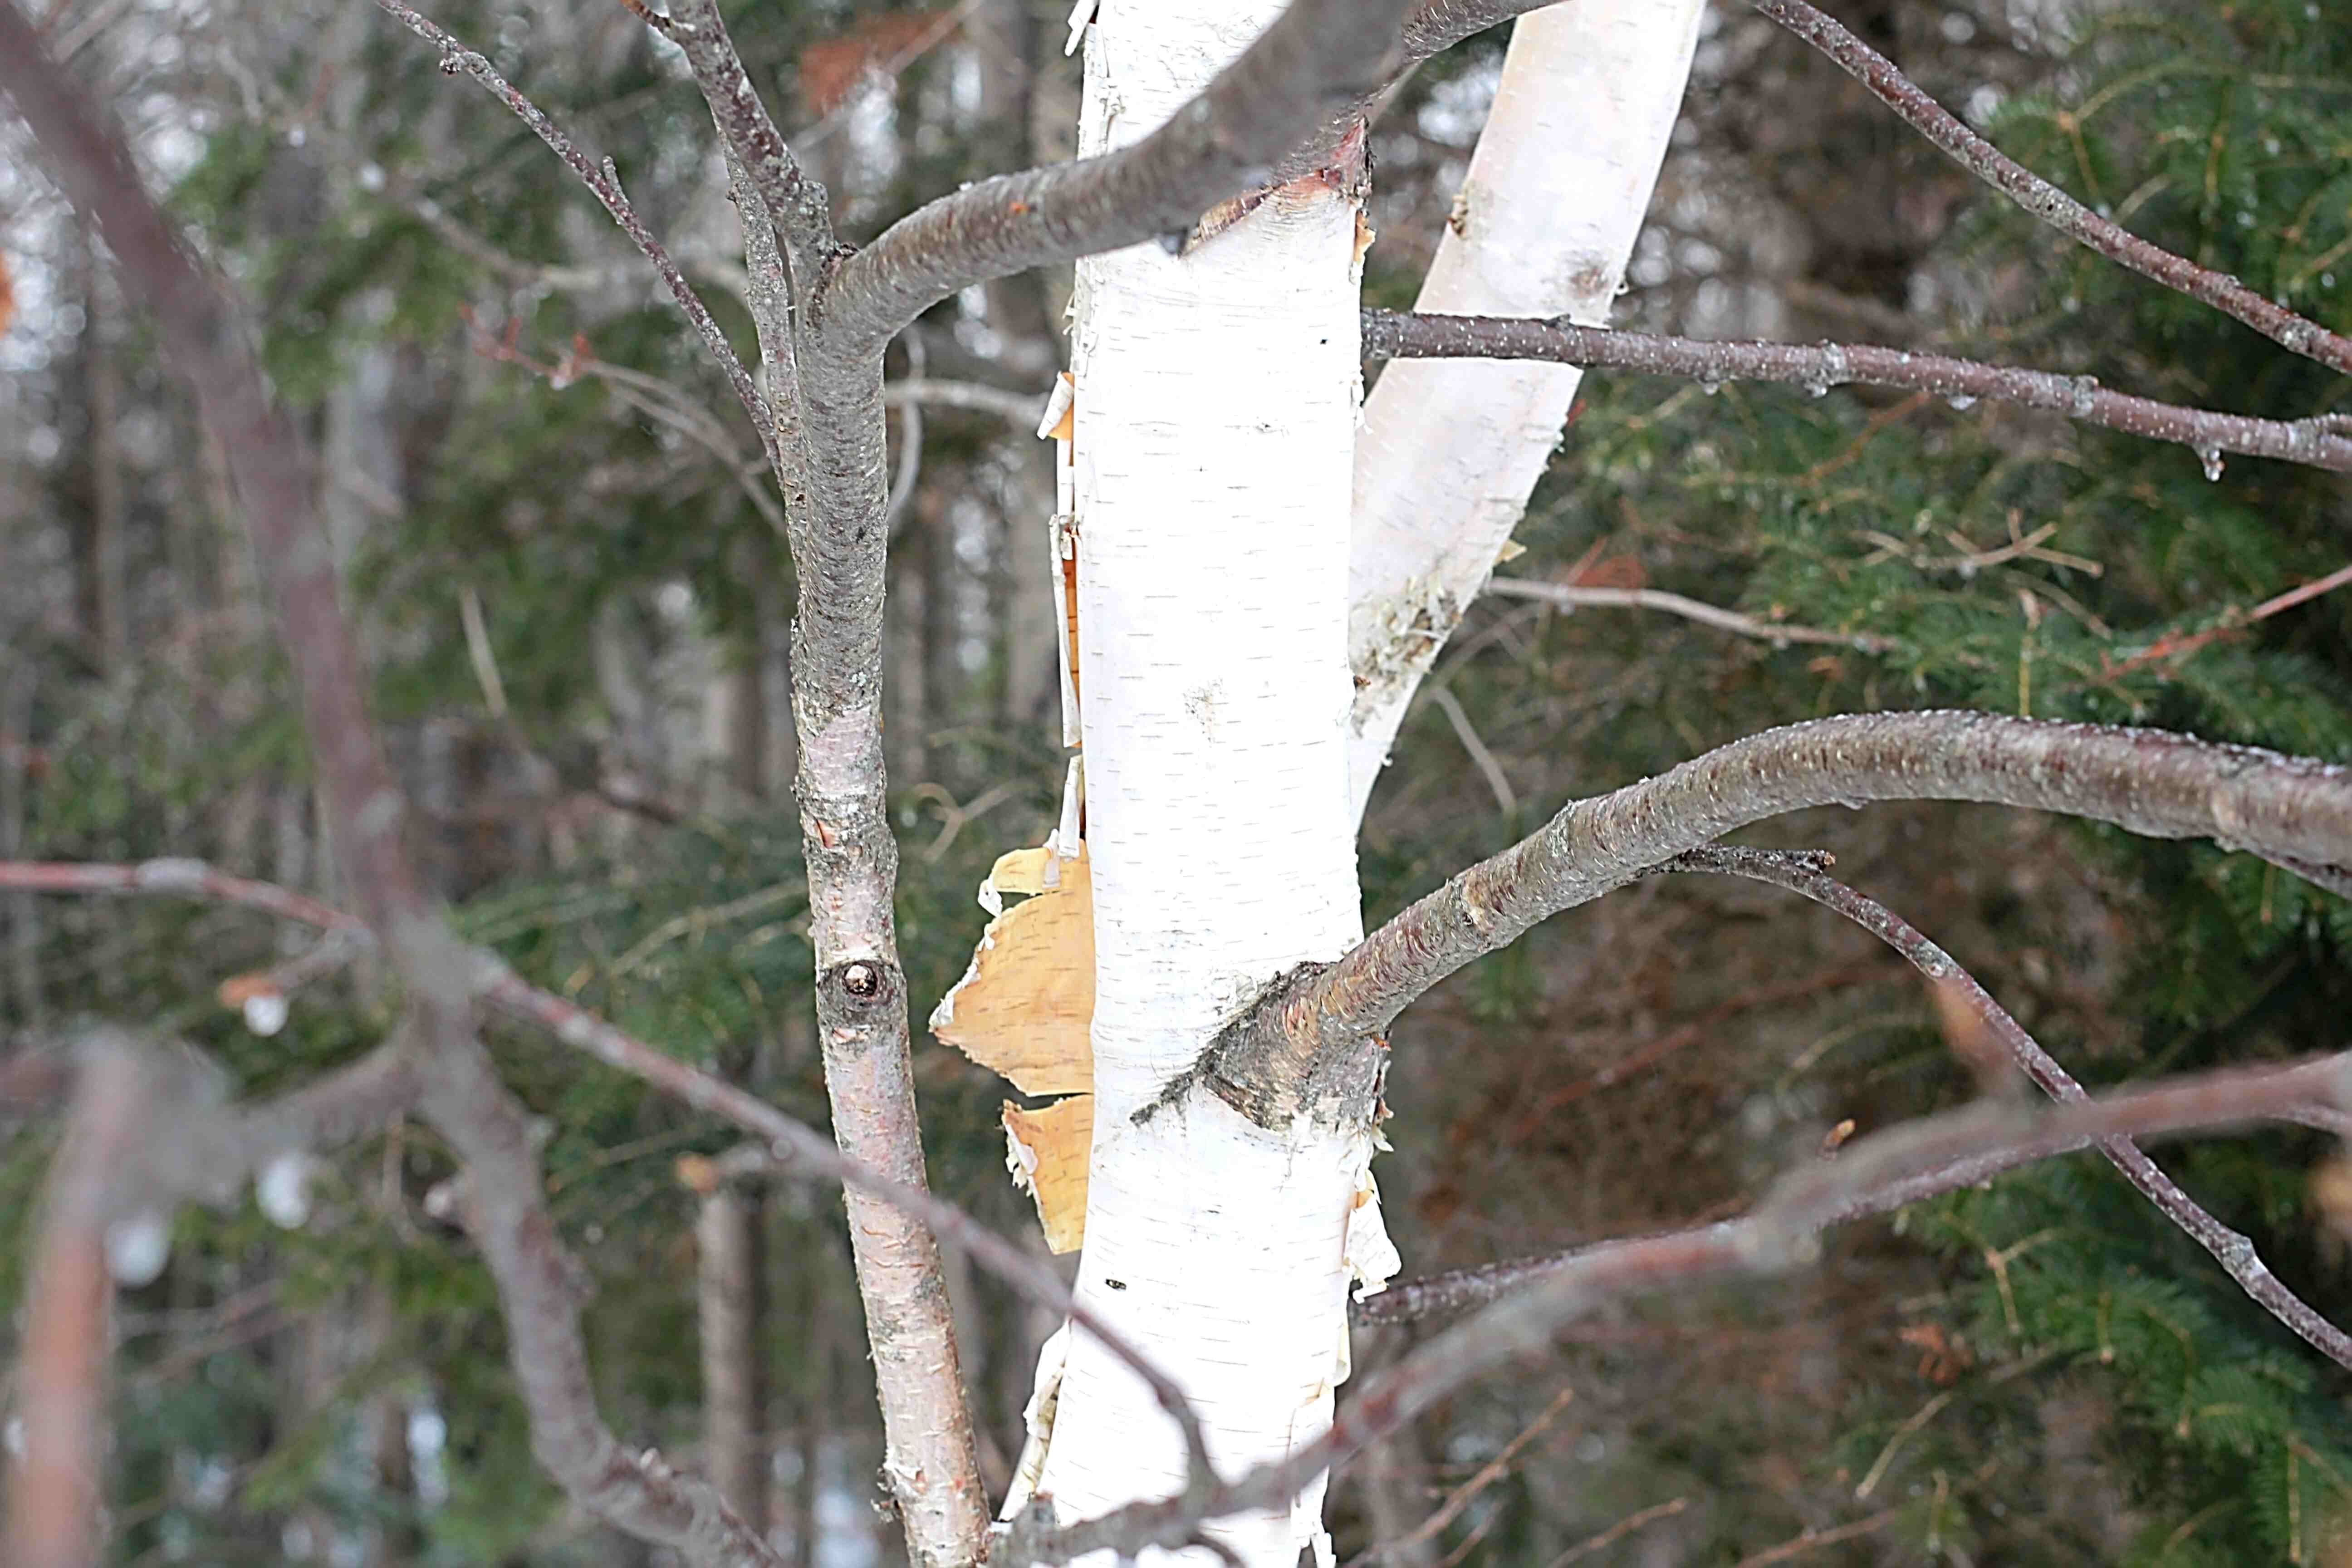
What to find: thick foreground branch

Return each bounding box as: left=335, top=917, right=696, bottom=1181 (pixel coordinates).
left=1364, top=310, right=2352, bottom=475
left=819, top=0, right=1415, bottom=349
left=1009, top=1053, right=2350, bottom=1563
left=0, top=19, right=789, bottom=1562
left=1209, top=712, right=2352, bottom=1120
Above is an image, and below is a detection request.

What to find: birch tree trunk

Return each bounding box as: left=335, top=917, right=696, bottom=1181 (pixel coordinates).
left=1347, top=0, right=1705, bottom=815
left=1029, top=3, right=1385, bottom=1561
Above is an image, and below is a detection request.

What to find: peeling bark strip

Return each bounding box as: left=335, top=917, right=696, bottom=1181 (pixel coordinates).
left=1363, top=311, right=2352, bottom=475
left=1209, top=712, right=2352, bottom=1105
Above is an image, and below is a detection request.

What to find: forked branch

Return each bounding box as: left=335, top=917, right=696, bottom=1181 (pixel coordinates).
left=821, top=0, right=1417, bottom=350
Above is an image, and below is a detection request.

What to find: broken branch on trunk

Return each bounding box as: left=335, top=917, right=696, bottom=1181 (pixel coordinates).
left=1008, top=1052, right=2352, bottom=1565
left=1662, top=845, right=2352, bottom=1368
left=1364, top=310, right=2352, bottom=475
left=1203, top=712, right=2352, bottom=1123
left=1750, top=0, right=2352, bottom=377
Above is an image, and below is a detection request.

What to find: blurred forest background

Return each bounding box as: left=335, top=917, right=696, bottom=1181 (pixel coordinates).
left=5, top=0, right=2352, bottom=1561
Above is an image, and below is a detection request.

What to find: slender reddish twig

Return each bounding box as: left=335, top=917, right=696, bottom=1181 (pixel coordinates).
left=2100, top=561, right=2352, bottom=682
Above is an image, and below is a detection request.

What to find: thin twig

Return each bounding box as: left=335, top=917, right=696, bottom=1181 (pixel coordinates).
left=1426, top=686, right=1517, bottom=815
left=368, top=0, right=779, bottom=477
left=1485, top=577, right=1892, bottom=653
left=1541, top=1495, right=1689, bottom=1568
left=1669, top=844, right=2352, bottom=1370
left=1351, top=1384, right=1573, bottom=1565
left=885, top=377, right=1054, bottom=423
left=1363, top=310, right=2352, bottom=475
left=1751, top=0, right=2352, bottom=377
left=1730, top=1507, right=1901, bottom=1567
left=2099, top=561, right=2352, bottom=683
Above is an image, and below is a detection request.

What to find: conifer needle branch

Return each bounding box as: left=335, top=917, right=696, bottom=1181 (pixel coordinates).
left=1750, top=0, right=2352, bottom=378
left=368, top=0, right=779, bottom=476
left=0, top=856, right=1218, bottom=1506
left=1365, top=311, right=2352, bottom=475
left=1014, top=1053, right=2352, bottom=1565
left=1665, top=845, right=2352, bottom=1370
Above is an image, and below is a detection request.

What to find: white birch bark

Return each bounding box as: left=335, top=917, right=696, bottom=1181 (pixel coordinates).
left=1347, top=0, right=1706, bottom=817
left=1028, top=3, right=1386, bottom=1562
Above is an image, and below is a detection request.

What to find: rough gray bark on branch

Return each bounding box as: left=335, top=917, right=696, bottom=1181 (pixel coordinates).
left=1208, top=712, right=2352, bottom=1122
left=1008, top=1052, right=2352, bottom=1564
left=1364, top=310, right=2352, bottom=475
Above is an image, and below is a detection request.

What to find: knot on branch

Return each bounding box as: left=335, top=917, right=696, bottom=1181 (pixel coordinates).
left=1137, top=960, right=1384, bottom=1133
left=818, top=957, right=901, bottom=1027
